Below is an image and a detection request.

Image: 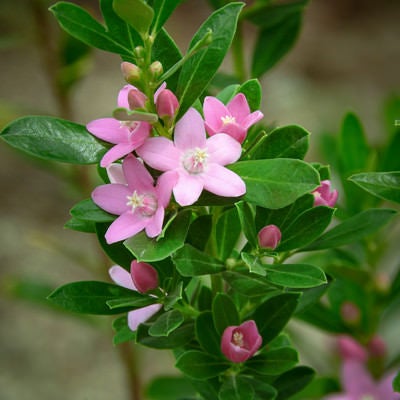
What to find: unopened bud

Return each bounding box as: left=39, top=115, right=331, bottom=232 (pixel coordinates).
left=258, top=224, right=281, bottom=250
left=121, top=62, right=141, bottom=85
left=134, top=46, right=145, bottom=60
left=130, top=260, right=159, bottom=293
left=128, top=88, right=147, bottom=110
left=340, top=301, right=361, bottom=325
left=156, top=89, right=179, bottom=119
left=368, top=335, right=387, bottom=358
left=149, top=61, right=163, bottom=80
left=337, top=335, right=368, bottom=362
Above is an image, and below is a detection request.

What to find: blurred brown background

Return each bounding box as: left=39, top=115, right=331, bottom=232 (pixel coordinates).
left=0, top=0, right=399, bottom=399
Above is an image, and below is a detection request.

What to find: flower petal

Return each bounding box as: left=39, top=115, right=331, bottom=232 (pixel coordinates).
left=156, top=171, right=178, bottom=208
left=377, top=371, right=400, bottom=399
left=105, top=212, right=148, bottom=244
left=173, top=172, right=204, bottom=206
left=107, top=163, right=126, bottom=184
left=87, top=118, right=128, bottom=144
left=92, top=184, right=130, bottom=215
left=174, top=108, right=207, bottom=150
left=341, top=360, right=375, bottom=395
left=207, top=133, right=242, bottom=165
left=127, top=303, right=162, bottom=331
left=203, top=96, right=227, bottom=133
left=122, top=155, right=154, bottom=192
left=242, top=110, right=264, bottom=129
left=227, top=93, right=250, bottom=123
left=137, top=137, right=180, bottom=171
left=145, top=207, right=164, bottom=238
left=204, top=164, right=246, bottom=198
left=118, top=84, right=136, bottom=108
left=109, top=265, right=136, bottom=290
left=101, top=142, right=135, bottom=167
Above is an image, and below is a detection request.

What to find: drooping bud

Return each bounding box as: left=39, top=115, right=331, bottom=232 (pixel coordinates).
left=130, top=260, right=159, bottom=293
left=149, top=61, right=163, bottom=81
left=221, top=320, right=262, bottom=363
left=121, top=62, right=141, bottom=85
left=340, top=301, right=361, bottom=325
left=368, top=335, right=387, bottom=358
left=337, top=335, right=368, bottom=362
left=258, top=224, right=281, bottom=250
left=128, top=88, right=147, bottom=110
left=312, top=180, right=338, bottom=207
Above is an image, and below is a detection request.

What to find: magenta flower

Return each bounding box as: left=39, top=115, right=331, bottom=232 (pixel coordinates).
left=109, top=264, right=162, bottom=331
left=312, top=180, right=338, bottom=207
left=323, top=359, right=400, bottom=400
left=154, top=82, right=179, bottom=122
left=137, top=107, right=246, bottom=206
left=92, top=155, right=173, bottom=243
left=87, top=85, right=150, bottom=168
left=203, top=93, right=263, bottom=143
left=130, top=260, right=159, bottom=293
left=258, top=224, right=282, bottom=250
left=221, top=320, right=262, bottom=363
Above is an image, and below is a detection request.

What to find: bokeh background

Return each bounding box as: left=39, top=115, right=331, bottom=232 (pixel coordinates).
left=0, top=0, right=399, bottom=399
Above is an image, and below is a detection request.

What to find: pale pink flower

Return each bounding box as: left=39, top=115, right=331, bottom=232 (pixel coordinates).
left=87, top=85, right=150, bottom=168
left=221, top=320, right=262, bottom=363
left=312, top=180, right=338, bottom=207
left=109, top=264, right=162, bottom=331
left=137, top=107, right=246, bottom=206
left=203, top=93, right=263, bottom=143
left=92, top=155, right=173, bottom=243
left=258, top=224, right=281, bottom=249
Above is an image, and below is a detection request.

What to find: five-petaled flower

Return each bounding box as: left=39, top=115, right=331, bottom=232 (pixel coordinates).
left=109, top=263, right=161, bottom=331
left=312, top=180, right=338, bottom=207
left=92, top=155, right=173, bottom=243
left=221, top=320, right=262, bottom=363
left=137, top=107, right=246, bottom=206
left=203, top=93, right=263, bottom=143
left=87, top=85, right=150, bottom=168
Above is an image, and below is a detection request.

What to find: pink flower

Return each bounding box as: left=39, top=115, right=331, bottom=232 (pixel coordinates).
left=258, top=224, right=281, bottom=249
left=109, top=264, right=162, bottom=331
left=87, top=85, right=150, bottom=167
left=137, top=107, right=246, bottom=206
left=130, top=260, right=159, bottom=293
left=203, top=93, right=263, bottom=143
left=221, top=320, right=262, bottom=363
left=337, top=335, right=368, bottom=363
left=154, top=82, right=179, bottom=124
left=312, top=180, right=338, bottom=207
left=92, top=155, right=173, bottom=243
left=323, top=359, right=400, bottom=400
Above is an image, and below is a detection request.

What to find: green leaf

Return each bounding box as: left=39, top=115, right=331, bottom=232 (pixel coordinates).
left=251, top=12, right=302, bottom=77
left=223, top=271, right=275, bottom=297
left=186, top=214, right=213, bottom=251
left=229, top=159, right=320, bottom=209
left=47, top=281, right=136, bottom=315
left=106, top=295, right=156, bottom=310
left=304, top=208, right=397, bottom=251
left=172, top=244, right=225, bottom=276
left=70, top=199, right=114, bottom=222
left=136, top=322, right=194, bottom=349
left=145, top=376, right=197, bottom=400
left=112, top=107, right=159, bottom=123
left=176, top=3, right=244, bottom=117
left=196, top=311, right=221, bottom=356
left=237, top=79, right=262, bottom=111
left=112, top=315, right=136, bottom=345
left=219, top=377, right=255, bottom=400
left=277, top=206, right=335, bottom=251
left=393, top=370, right=400, bottom=393
left=273, top=366, right=315, bottom=400
left=148, top=309, right=184, bottom=337
left=241, top=377, right=277, bottom=400
left=349, top=172, right=400, bottom=204
left=64, top=216, right=96, bottom=233
left=152, top=0, right=184, bottom=34
left=250, top=125, right=310, bottom=161
left=215, top=208, right=241, bottom=260
left=113, top=0, right=154, bottom=35
left=381, top=129, right=400, bottom=172
left=235, top=201, right=258, bottom=248
left=175, top=350, right=229, bottom=380
left=253, top=293, right=300, bottom=343
left=124, top=210, right=191, bottom=261
left=212, top=293, right=240, bottom=335
left=247, top=347, right=298, bottom=375
left=265, top=264, right=327, bottom=288
left=0, top=116, right=107, bottom=164
left=241, top=253, right=266, bottom=276
left=50, top=2, right=131, bottom=56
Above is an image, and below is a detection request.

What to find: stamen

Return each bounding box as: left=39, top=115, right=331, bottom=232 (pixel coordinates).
left=126, top=191, right=158, bottom=216
left=221, top=115, right=236, bottom=125
left=232, top=331, right=244, bottom=347
left=182, top=147, right=208, bottom=174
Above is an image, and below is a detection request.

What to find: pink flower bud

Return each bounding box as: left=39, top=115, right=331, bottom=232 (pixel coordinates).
left=121, top=62, right=141, bottom=85
left=312, top=180, right=338, bottom=207
left=337, top=335, right=368, bottom=362
left=128, top=88, right=147, bottom=109
left=130, top=260, right=159, bottom=293
left=368, top=335, right=387, bottom=358
left=156, top=88, right=179, bottom=120
left=258, top=225, right=281, bottom=250
left=221, top=320, right=262, bottom=363
left=340, top=301, right=361, bottom=325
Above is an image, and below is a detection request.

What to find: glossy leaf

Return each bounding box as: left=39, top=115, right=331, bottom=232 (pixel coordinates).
left=50, top=2, right=131, bottom=56
left=241, top=253, right=266, bottom=277
left=148, top=310, right=184, bottom=337
left=349, top=172, right=400, bottom=204
left=0, top=116, right=107, bottom=164
left=276, top=206, right=335, bottom=251
left=304, top=208, right=397, bottom=251
left=70, top=199, right=114, bottom=222
left=236, top=201, right=258, bottom=248
left=112, top=316, right=136, bottom=345
left=186, top=214, right=213, bottom=251
left=113, top=0, right=154, bottom=35
left=229, top=159, right=320, bottom=209
left=273, top=366, right=315, bottom=400
left=175, top=350, right=229, bottom=380
left=152, top=0, right=184, bottom=34
left=219, top=377, right=255, bottom=400
left=172, top=244, right=225, bottom=276
left=176, top=3, right=244, bottom=117
left=215, top=208, right=241, bottom=260
left=237, top=79, right=262, bottom=111
left=196, top=311, right=221, bottom=356
left=265, top=264, right=327, bottom=288
left=393, top=370, right=400, bottom=393
left=247, top=347, right=298, bottom=375
left=212, top=293, right=240, bottom=335
left=47, top=281, right=136, bottom=315
left=64, top=216, right=96, bottom=233
left=223, top=271, right=275, bottom=298
left=145, top=376, right=197, bottom=400
left=124, top=211, right=191, bottom=262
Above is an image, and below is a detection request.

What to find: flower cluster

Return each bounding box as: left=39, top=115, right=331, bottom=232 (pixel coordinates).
left=88, top=64, right=263, bottom=244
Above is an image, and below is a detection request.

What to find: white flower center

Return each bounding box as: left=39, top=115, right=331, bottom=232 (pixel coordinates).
left=181, top=147, right=208, bottom=174
left=126, top=191, right=157, bottom=216
left=221, top=115, right=236, bottom=125
left=120, top=120, right=138, bottom=133
left=232, top=331, right=244, bottom=347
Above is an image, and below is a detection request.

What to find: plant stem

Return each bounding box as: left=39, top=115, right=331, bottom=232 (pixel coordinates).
left=117, top=342, right=142, bottom=400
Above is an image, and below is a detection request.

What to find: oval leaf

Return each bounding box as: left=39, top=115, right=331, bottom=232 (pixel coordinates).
left=148, top=309, right=184, bottom=337
left=113, top=0, right=154, bottom=35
